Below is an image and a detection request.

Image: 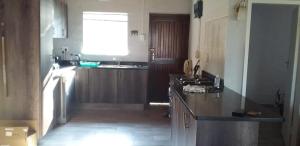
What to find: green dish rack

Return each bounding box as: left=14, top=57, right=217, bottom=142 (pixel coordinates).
left=80, top=61, right=100, bottom=68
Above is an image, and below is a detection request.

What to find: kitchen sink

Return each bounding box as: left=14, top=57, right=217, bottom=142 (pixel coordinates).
left=99, top=64, right=140, bottom=68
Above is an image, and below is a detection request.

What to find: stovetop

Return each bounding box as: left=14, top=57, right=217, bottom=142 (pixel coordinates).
left=177, top=76, right=213, bottom=86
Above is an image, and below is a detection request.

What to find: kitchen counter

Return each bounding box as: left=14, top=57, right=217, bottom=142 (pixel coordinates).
left=170, top=74, right=283, bottom=122
left=57, top=65, right=148, bottom=70
left=95, top=64, right=148, bottom=70
left=74, top=64, right=148, bottom=108
left=57, top=62, right=149, bottom=70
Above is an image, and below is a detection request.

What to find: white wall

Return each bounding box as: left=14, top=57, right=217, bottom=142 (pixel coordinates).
left=41, top=0, right=55, bottom=80
left=187, top=0, right=256, bottom=95
left=189, top=0, right=230, bottom=78
left=54, top=0, right=191, bottom=62
left=188, top=0, right=201, bottom=66
left=224, top=0, right=247, bottom=93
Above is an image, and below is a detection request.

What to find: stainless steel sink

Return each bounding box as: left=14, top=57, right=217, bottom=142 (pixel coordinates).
left=98, top=64, right=140, bottom=69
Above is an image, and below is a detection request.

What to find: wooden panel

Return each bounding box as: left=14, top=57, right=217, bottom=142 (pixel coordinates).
left=0, top=0, right=40, bottom=122
left=174, top=96, right=181, bottom=146
left=185, top=110, right=197, bottom=146
left=88, top=69, right=118, bottom=103
left=177, top=96, right=186, bottom=146
left=171, top=93, right=259, bottom=146
left=118, top=69, right=148, bottom=104
left=171, top=94, right=186, bottom=146
left=170, top=96, right=178, bottom=146
left=75, top=68, right=89, bottom=102
left=196, top=121, right=259, bottom=146
left=0, top=0, right=4, bottom=99
left=148, top=14, right=190, bottom=102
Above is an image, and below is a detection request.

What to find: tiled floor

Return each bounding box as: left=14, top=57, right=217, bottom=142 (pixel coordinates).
left=39, top=106, right=284, bottom=146
left=38, top=106, right=171, bottom=146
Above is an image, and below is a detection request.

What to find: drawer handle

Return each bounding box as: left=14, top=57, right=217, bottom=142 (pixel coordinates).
left=183, top=113, right=190, bottom=129
left=2, top=35, right=8, bottom=97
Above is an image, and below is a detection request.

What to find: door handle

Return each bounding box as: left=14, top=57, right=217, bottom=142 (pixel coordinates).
left=1, top=35, right=7, bottom=97
left=150, top=48, right=155, bottom=61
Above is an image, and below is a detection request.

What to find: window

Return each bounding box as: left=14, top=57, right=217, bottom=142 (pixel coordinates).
left=82, top=12, right=128, bottom=56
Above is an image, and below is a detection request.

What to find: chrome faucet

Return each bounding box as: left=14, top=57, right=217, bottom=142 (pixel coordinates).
left=113, top=57, right=121, bottom=66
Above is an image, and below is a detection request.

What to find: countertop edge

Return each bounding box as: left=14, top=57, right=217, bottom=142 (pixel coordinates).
left=171, top=86, right=284, bottom=122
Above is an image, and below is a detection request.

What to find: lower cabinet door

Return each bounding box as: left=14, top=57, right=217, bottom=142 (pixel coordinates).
left=172, top=94, right=197, bottom=146
left=88, top=69, right=118, bottom=103
left=171, top=96, right=178, bottom=146
left=75, top=68, right=89, bottom=102
left=117, top=69, right=147, bottom=104
left=185, top=112, right=197, bottom=146
left=177, top=96, right=186, bottom=146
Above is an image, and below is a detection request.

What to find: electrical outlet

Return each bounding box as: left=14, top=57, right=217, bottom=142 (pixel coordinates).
left=139, top=33, right=146, bottom=41
left=63, top=47, right=69, bottom=52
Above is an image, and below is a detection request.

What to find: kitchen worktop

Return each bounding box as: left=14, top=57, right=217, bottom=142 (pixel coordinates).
left=170, top=74, right=284, bottom=122
left=95, top=64, right=148, bottom=70
left=57, top=61, right=149, bottom=70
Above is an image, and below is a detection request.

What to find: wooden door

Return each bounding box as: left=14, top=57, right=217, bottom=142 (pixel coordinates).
left=148, top=14, right=190, bottom=102
left=0, top=0, right=40, bottom=120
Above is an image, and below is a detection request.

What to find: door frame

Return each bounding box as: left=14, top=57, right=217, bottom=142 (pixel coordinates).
left=241, top=0, right=300, bottom=145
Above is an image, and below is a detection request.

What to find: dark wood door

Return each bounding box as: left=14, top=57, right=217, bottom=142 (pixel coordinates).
left=148, top=14, right=190, bottom=102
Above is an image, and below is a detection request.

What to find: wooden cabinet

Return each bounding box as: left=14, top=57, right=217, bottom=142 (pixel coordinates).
left=0, top=0, right=40, bottom=120
left=75, top=68, right=148, bottom=104
left=118, top=69, right=148, bottom=104
left=53, top=0, right=67, bottom=38
left=171, top=96, right=178, bottom=146
left=0, top=0, right=42, bottom=136
left=171, top=93, right=197, bottom=146
left=89, top=69, right=118, bottom=103
left=171, top=91, right=259, bottom=146
left=185, top=109, right=197, bottom=146
left=75, top=68, right=89, bottom=102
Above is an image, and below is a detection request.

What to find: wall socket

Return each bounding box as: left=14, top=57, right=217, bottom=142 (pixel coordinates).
left=62, top=47, right=69, bottom=52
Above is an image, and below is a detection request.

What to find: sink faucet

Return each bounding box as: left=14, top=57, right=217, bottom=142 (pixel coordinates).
left=113, top=57, right=121, bottom=66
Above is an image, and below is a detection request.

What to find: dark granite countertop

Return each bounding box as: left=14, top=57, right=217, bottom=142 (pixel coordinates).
left=95, top=64, right=148, bottom=70
left=57, top=63, right=149, bottom=70
left=170, top=74, right=284, bottom=122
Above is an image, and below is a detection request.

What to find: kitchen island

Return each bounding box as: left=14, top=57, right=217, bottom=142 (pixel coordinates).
left=169, top=74, right=283, bottom=146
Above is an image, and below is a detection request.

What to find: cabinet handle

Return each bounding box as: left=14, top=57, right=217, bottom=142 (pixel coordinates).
left=1, top=36, right=7, bottom=97
left=183, top=113, right=190, bottom=129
